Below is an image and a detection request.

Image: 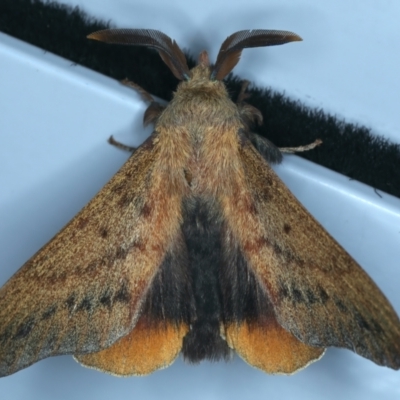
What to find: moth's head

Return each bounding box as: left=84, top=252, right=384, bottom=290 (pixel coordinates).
left=87, top=29, right=302, bottom=83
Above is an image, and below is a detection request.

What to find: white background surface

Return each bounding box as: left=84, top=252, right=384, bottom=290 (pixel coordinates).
left=0, top=0, right=400, bottom=399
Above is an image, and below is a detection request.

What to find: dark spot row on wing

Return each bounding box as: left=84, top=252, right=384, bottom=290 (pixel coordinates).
left=352, top=308, right=384, bottom=335
left=306, top=289, right=318, bottom=304
left=13, top=317, right=35, bottom=340
left=333, top=297, right=348, bottom=313
left=63, top=279, right=132, bottom=316
left=114, top=280, right=131, bottom=303
left=278, top=280, right=330, bottom=306
left=41, top=305, right=57, bottom=321
left=99, top=289, right=112, bottom=308
left=77, top=296, right=93, bottom=312
left=1, top=279, right=134, bottom=356
left=277, top=278, right=389, bottom=363
left=65, top=294, right=76, bottom=313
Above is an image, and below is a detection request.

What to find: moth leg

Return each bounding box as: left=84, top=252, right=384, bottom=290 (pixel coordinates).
left=236, top=79, right=251, bottom=103
left=121, top=79, right=166, bottom=127
left=108, top=135, right=137, bottom=152
left=236, top=80, right=263, bottom=128
left=235, top=80, right=281, bottom=165
left=247, top=133, right=282, bottom=164
left=236, top=79, right=322, bottom=155
left=109, top=80, right=167, bottom=153
left=278, top=139, right=322, bottom=154
left=235, top=80, right=279, bottom=162
left=121, top=78, right=155, bottom=102
left=236, top=79, right=321, bottom=160
left=250, top=135, right=321, bottom=164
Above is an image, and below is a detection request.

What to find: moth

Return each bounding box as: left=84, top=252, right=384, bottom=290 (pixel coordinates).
left=0, top=29, right=399, bottom=378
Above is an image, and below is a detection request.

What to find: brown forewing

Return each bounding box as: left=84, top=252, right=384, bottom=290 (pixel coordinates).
left=0, top=135, right=186, bottom=376
left=220, top=141, right=400, bottom=370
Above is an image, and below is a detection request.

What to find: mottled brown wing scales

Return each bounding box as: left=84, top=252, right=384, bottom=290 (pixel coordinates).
left=222, top=143, right=400, bottom=369
left=0, top=137, right=186, bottom=377
left=76, top=316, right=189, bottom=376
left=225, top=318, right=324, bottom=374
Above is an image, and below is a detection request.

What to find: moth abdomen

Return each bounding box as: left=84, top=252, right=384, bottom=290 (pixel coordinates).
left=182, top=319, right=231, bottom=363
left=181, top=197, right=231, bottom=362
